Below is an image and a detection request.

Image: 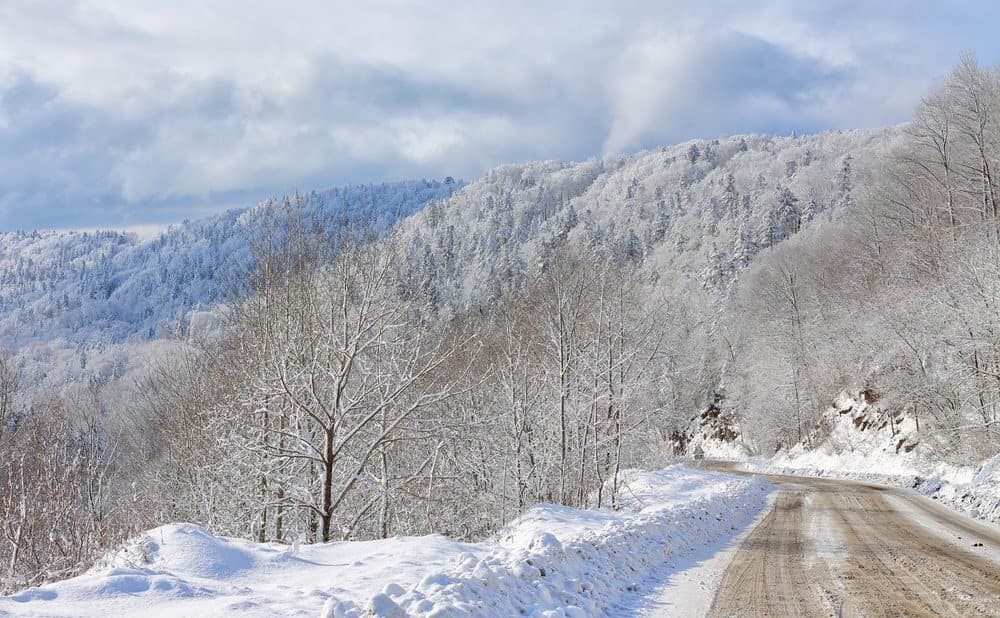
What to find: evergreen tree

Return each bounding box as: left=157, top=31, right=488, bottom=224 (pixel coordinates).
left=687, top=143, right=701, bottom=164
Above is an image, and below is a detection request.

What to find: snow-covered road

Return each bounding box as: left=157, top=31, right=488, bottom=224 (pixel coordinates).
left=706, top=466, right=1000, bottom=616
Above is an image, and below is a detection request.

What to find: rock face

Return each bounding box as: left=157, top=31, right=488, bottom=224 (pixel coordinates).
left=764, top=389, right=1000, bottom=523
left=673, top=393, right=752, bottom=459
left=793, top=389, right=922, bottom=462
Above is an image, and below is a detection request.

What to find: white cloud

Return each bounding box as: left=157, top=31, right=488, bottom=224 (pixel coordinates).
left=603, top=27, right=848, bottom=154
left=0, top=0, right=995, bottom=230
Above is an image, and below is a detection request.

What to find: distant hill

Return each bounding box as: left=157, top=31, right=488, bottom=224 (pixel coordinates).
left=394, top=129, right=900, bottom=309
left=0, top=179, right=460, bottom=351
left=0, top=129, right=900, bottom=393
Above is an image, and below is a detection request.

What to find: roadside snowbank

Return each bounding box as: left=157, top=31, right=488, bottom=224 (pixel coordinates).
left=1, top=528, right=476, bottom=617
left=0, top=465, right=772, bottom=617
left=379, top=467, right=772, bottom=617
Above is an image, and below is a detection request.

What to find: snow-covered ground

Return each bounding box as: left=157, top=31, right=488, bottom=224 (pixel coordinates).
left=614, top=486, right=777, bottom=617
left=0, top=465, right=772, bottom=617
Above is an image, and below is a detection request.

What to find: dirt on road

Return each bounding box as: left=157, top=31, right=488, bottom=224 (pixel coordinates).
left=707, top=469, right=1000, bottom=617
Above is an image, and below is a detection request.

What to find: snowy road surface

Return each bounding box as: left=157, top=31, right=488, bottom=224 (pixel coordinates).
left=703, top=466, right=1000, bottom=617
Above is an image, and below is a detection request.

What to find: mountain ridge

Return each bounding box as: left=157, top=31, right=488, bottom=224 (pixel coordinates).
left=1, top=128, right=901, bottom=395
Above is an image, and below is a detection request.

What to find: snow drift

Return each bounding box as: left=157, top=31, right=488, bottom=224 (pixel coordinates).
left=0, top=465, right=772, bottom=617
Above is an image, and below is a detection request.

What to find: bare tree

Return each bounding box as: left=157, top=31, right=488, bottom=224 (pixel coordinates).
left=0, top=349, right=18, bottom=444
left=214, top=229, right=473, bottom=542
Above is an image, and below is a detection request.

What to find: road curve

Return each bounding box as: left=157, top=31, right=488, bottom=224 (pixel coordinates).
left=706, top=467, right=1000, bottom=617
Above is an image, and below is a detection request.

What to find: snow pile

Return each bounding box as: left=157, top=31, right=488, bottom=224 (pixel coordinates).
left=0, top=466, right=772, bottom=617
left=748, top=390, right=1000, bottom=523
left=926, top=454, right=1000, bottom=522
left=335, top=466, right=771, bottom=617
left=0, top=525, right=480, bottom=617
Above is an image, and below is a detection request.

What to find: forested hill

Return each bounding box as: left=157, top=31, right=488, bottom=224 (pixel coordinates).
left=0, top=179, right=460, bottom=351
left=0, top=129, right=898, bottom=393
left=395, top=129, right=900, bottom=310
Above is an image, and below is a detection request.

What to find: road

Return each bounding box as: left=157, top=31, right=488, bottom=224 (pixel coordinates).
left=705, top=467, right=1000, bottom=617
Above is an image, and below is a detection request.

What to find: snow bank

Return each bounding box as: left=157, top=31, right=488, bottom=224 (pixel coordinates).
left=0, top=466, right=772, bottom=617
left=0, top=525, right=480, bottom=617
left=331, top=467, right=772, bottom=617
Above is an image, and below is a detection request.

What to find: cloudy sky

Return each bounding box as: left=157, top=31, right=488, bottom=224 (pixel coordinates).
left=1, top=1, right=998, bottom=231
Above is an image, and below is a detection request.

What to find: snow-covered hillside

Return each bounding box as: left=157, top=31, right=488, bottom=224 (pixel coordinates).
left=0, top=466, right=772, bottom=617
left=688, top=389, right=1000, bottom=524
left=395, top=129, right=900, bottom=308
left=3, top=130, right=897, bottom=353
left=759, top=390, right=1000, bottom=524
left=0, top=180, right=459, bottom=352
left=0, top=180, right=460, bottom=397
left=0, top=130, right=898, bottom=398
